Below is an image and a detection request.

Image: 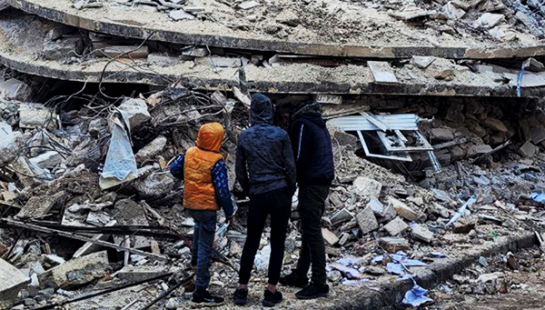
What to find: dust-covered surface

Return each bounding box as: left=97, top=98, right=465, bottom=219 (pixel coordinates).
left=430, top=247, right=545, bottom=310
left=0, top=11, right=537, bottom=97
left=7, top=0, right=545, bottom=57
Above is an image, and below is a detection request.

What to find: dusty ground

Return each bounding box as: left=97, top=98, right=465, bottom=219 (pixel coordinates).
left=430, top=247, right=545, bottom=310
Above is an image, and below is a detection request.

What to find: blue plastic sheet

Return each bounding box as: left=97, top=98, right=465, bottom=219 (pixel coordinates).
left=386, top=263, right=404, bottom=275
left=531, top=191, right=545, bottom=203
left=403, top=282, right=433, bottom=307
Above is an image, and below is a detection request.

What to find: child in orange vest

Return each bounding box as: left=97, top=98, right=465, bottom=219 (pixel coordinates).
left=170, top=122, right=234, bottom=306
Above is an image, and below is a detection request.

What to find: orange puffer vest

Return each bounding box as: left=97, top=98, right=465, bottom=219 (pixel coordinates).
left=183, top=123, right=225, bottom=211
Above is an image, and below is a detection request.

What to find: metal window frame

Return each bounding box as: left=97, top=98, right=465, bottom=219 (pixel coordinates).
left=356, top=130, right=413, bottom=162
left=376, top=130, right=434, bottom=152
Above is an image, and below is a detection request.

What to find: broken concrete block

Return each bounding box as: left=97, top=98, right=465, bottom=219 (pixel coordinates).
left=383, top=217, right=409, bottom=236
left=353, top=176, right=382, bottom=198
left=113, top=199, right=151, bottom=249
left=0, top=258, right=30, bottom=309
left=519, top=141, right=538, bottom=158
left=443, top=2, right=466, bottom=20
left=39, top=251, right=110, bottom=289
left=410, top=223, right=434, bottom=243
left=198, top=56, right=242, bottom=68
left=135, top=171, right=176, bottom=199
left=467, top=144, right=493, bottom=157
left=473, top=13, right=504, bottom=29
left=412, top=56, right=436, bottom=69
left=330, top=208, right=354, bottom=225
left=0, top=79, right=31, bottom=101
left=19, top=104, right=58, bottom=131
left=0, top=121, right=22, bottom=167
left=322, top=228, right=339, bottom=245
left=73, top=221, right=117, bottom=258
left=382, top=203, right=397, bottom=221
left=238, top=0, right=260, bottom=10
left=116, top=265, right=170, bottom=282
left=379, top=237, right=410, bottom=253
left=16, top=191, right=66, bottom=220
left=368, top=61, right=398, bottom=84
left=275, top=9, right=299, bottom=26
left=41, top=37, right=83, bottom=61
left=118, top=98, right=151, bottom=130
left=135, top=136, right=167, bottom=163
left=102, top=46, right=149, bottom=59
left=482, top=118, right=508, bottom=132
left=148, top=54, right=180, bottom=67
left=430, top=127, right=455, bottom=142
left=356, top=206, right=379, bottom=235
left=169, top=9, right=196, bottom=20
left=367, top=198, right=384, bottom=216
left=182, top=48, right=209, bottom=58
left=388, top=198, right=417, bottom=222
left=29, top=151, right=62, bottom=169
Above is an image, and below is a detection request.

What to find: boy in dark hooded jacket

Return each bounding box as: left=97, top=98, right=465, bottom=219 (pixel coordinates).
left=233, top=94, right=296, bottom=307
left=280, top=102, right=334, bottom=300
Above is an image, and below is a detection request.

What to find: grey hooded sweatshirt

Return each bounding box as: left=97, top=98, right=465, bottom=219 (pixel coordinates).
left=235, top=94, right=297, bottom=196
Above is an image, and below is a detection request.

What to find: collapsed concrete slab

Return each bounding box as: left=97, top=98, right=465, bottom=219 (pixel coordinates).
left=7, top=0, right=545, bottom=59
left=0, top=258, right=30, bottom=310
left=0, top=11, right=544, bottom=97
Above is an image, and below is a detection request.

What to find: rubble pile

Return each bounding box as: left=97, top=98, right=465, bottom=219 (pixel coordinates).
left=430, top=245, right=545, bottom=309
left=1, top=66, right=545, bottom=309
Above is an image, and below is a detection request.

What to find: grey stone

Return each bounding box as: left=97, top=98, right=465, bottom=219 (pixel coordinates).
left=16, top=191, right=66, bottom=220
left=182, top=48, right=209, bottom=58
left=166, top=297, right=185, bottom=309
left=135, top=136, right=167, bottom=163
left=148, top=54, right=180, bottom=67
left=412, top=56, right=436, bottom=69
left=169, top=10, right=195, bottom=20
left=367, top=198, right=384, bottom=215
left=238, top=1, right=260, bottom=9
left=388, top=198, right=417, bottom=222
left=39, top=251, right=110, bottom=289
left=19, top=104, right=58, bottom=130
left=410, top=223, right=434, bottom=243
left=118, top=98, right=151, bottom=130
left=41, top=37, right=83, bottom=61
left=353, top=177, right=382, bottom=198
left=379, top=237, right=410, bottom=253
left=473, top=13, right=504, bottom=29
left=482, top=118, right=508, bottom=132
left=29, top=151, right=62, bottom=169
left=327, top=270, right=342, bottom=282
left=383, top=217, right=409, bottom=236
left=0, top=258, right=30, bottom=310
left=0, top=121, right=22, bottom=167
left=382, top=203, right=397, bottom=220
left=322, top=228, right=339, bottom=245
left=330, top=208, right=354, bottom=225
left=473, top=175, right=491, bottom=186
left=135, top=171, right=176, bottom=198
left=0, top=79, right=31, bottom=101
left=519, top=141, right=538, bottom=158
left=275, top=9, right=299, bottom=26
left=356, top=206, right=379, bottom=235
left=467, top=144, right=493, bottom=157
left=365, top=266, right=386, bottom=275
left=430, top=127, right=455, bottom=142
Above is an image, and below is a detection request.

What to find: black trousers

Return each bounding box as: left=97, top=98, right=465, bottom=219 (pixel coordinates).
left=238, top=187, right=292, bottom=285
left=295, top=185, right=330, bottom=285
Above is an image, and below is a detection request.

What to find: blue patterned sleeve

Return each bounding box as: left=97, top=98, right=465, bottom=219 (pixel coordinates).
left=212, top=160, right=234, bottom=219
left=169, top=153, right=185, bottom=179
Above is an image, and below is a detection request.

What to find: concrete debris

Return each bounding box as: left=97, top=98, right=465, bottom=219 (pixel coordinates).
left=118, top=98, right=151, bottom=130
left=388, top=198, right=418, bottom=222
left=322, top=228, right=339, bottom=245
left=16, top=191, right=65, bottom=220
left=135, top=136, right=167, bottom=163
left=473, top=13, right=505, bottom=29
left=0, top=121, right=22, bottom=167
left=412, top=56, right=436, bottom=69
left=410, top=223, right=434, bottom=243
left=519, top=141, right=538, bottom=158
left=39, top=251, right=110, bottom=289
left=368, top=61, right=398, bottom=84
left=169, top=10, right=195, bottom=21
left=238, top=1, right=260, bottom=10
left=379, top=237, right=411, bottom=252
left=383, top=217, right=409, bottom=236
left=19, top=104, right=57, bottom=131
left=356, top=206, right=379, bottom=235
left=353, top=176, right=382, bottom=198
left=0, top=79, right=31, bottom=102
left=0, top=258, right=30, bottom=310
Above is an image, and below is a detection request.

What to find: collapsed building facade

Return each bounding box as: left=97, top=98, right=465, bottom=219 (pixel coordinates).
left=1, top=0, right=545, bottom=309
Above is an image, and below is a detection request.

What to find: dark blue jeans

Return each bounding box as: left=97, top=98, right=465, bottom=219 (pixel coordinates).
left=191, top=210, right=217, bottom=292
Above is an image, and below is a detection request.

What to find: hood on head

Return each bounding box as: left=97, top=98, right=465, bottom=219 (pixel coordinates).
left=292, top=101, right=326, bottom=128
left=250, top=93, right=274, bottom=126
left=196, top=122, right=224, bottom=152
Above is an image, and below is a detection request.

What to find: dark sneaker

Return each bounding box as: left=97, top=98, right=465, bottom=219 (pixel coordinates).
left=279, top=272, right=308, bottom=288
left=192, top=290, right=225, bottom=307
left=295, top=283, right=329, bottom=300
left=233, top=288, right=248, bottom=306
left=262, top=289, right=283, bottom=307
